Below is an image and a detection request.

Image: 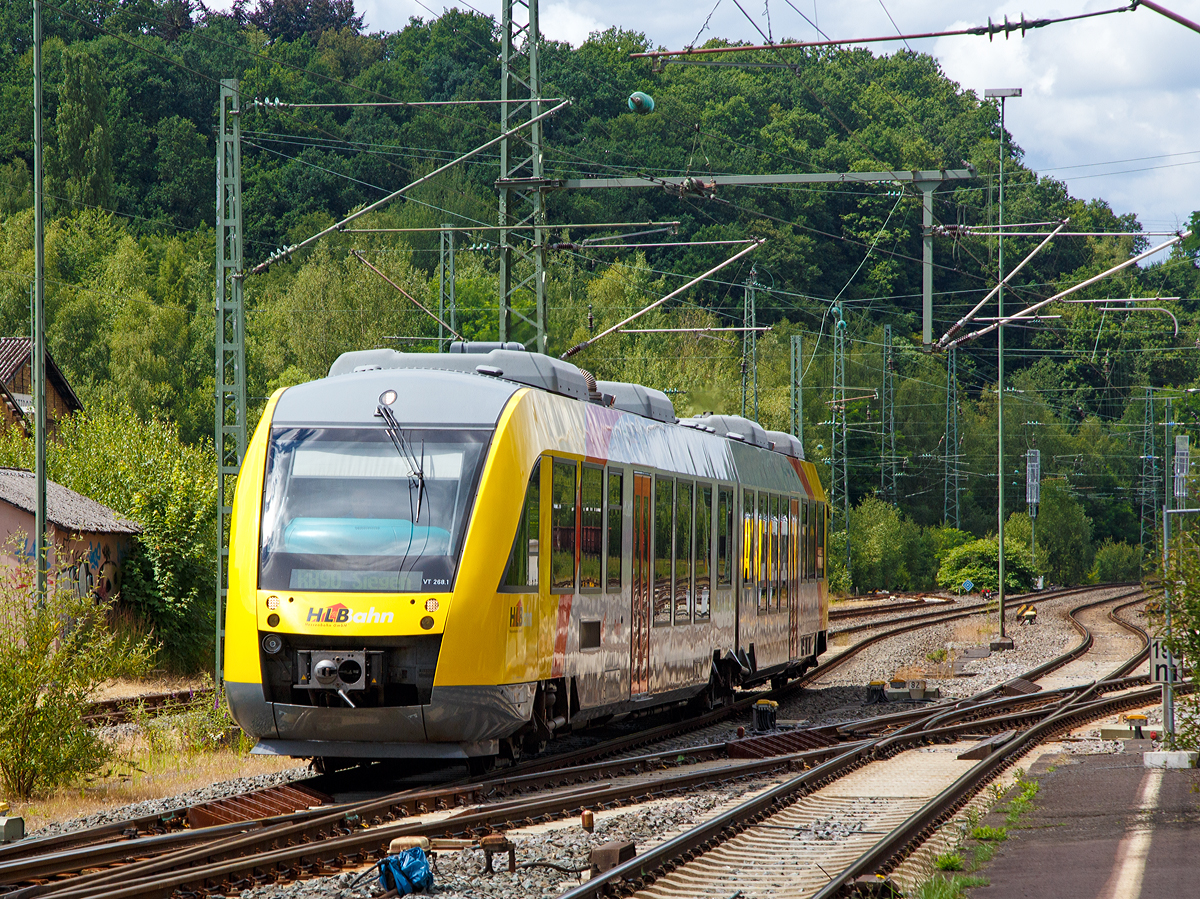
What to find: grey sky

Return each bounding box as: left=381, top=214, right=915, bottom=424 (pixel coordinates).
left=343, top=0, right=1200, bottom=236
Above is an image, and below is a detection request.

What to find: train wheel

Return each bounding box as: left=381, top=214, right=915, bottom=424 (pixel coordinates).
left=466, top=755, right=496, bottom=777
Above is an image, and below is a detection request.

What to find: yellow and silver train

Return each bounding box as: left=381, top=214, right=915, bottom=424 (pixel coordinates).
left=224, top=343, right=829, bottom=765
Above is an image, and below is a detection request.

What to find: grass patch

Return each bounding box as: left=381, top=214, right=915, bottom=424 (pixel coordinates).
left=927, top=648, right=949, bottom=664
left=912, top=874, right=990, bottom=899
left=934, top=852, right=965, bottom=871
left=1004, top=775, right=1041, bottom=825
left=969, top=825, right=1008, bottom=842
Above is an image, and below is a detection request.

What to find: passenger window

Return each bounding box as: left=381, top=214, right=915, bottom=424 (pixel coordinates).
left=758, top=492, right=771, bottom=612
left=580, top=466, right=603, bottom=590
left=801, top=502, right=809, bottom=580
left=551, top=459, right=577, bottom=592
left=743, top=489, right=755, bottom=599
left=771, top=494, right=781, bottom=610
left=674, top=480, right=693, bottom=624
left=717, top=488, right=732, bottom=587
left=817, top=503, right=826, bottom=578
left=501, top=460, right=540, bottom=590
left=654, top=477, right=674, bottom=625
left=605, top=469, right=623, bottom=592
left=695, top=485, right=712, bottom=620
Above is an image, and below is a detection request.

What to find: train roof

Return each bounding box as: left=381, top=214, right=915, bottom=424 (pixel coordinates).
left=317, top=345, right=807, bottom=465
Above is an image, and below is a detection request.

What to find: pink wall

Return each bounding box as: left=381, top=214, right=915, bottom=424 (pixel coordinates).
left=0, top=502, right=133, bottom=599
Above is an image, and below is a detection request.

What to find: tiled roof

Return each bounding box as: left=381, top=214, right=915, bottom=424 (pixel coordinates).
left=0, top=468, right=141, bottom=535
left=0, top=337, right=83, bottom=412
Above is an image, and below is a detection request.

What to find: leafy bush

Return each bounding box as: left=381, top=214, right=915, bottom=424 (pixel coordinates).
left=1092, top=539, right=1143, bottom=583
left=0, top=398, right=216, bottom=671
left=937, top=539, right=1037, bottom=594
left=0, top=552, right=153, bottom=798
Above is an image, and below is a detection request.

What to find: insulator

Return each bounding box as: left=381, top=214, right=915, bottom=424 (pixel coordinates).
left=627, top=91, right=655, bottom=114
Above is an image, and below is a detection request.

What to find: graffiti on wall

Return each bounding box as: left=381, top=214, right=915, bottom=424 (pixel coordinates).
left=63, top=538, right=124, bottom=600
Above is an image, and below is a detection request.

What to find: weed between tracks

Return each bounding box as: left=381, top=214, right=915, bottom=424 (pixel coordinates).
left=906, top=767, right=1041, bottom=897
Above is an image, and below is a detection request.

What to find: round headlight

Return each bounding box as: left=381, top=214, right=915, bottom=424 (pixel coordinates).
left=420, top=616, right=435, bottom=630
left=262, top=633, right=283, bottom=655
left=266, top=613, right=280, bottom=628
left=425, top=598, right=439, bottom=612
left=379, top=389, right=398, bottom=406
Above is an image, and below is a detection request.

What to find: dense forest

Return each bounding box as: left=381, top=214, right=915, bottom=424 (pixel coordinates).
left=1, top=0, right=1197, bottom=619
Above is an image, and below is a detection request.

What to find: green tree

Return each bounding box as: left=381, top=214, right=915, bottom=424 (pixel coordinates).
left=1092, top=539, right=1143, bottom=583
left=937, top=538, right=1036, bottom=594
left=47, top=47, right=113, bottom=213
left=1035, top=479, right=1094, bottom=585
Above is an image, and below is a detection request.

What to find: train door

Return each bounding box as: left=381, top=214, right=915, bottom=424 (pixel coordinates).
left=789, top=498, right=799, bottom=658
left=631, top=472, right=653, bottom=695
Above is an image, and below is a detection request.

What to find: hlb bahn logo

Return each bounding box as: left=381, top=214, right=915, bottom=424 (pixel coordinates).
left=306, top=603, right=394, bottom=625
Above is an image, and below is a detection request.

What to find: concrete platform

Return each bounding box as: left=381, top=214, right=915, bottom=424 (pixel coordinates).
left=968, top=749, right=1200, bottom=898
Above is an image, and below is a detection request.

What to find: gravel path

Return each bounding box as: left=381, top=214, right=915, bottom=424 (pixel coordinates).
left=26, top=586, right=1144, bottom=899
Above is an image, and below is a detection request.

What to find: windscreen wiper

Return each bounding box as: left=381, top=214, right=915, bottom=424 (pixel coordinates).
left=377, top=400, right=425, bottom=523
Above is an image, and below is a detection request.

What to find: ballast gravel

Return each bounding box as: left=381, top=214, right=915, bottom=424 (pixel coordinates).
left=30, top=586, right=1144, bottom=899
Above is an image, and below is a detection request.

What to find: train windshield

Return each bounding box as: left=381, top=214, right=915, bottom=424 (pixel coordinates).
left=258, top=427, right=490, bottom=592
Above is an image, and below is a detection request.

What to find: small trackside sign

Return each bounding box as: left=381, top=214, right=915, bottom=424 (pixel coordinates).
left=1151, top=638, right=1181, bottom=684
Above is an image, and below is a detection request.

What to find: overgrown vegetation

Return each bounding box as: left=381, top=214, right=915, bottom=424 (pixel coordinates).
left=0, top=551, right=153, bottom=799
left=0, top=400, right=216, bottom=670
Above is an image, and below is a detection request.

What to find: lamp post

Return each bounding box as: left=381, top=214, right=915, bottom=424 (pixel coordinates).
left=985, top=87, right=1021, bottom=649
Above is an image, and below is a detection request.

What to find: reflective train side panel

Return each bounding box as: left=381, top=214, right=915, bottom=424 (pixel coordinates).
left=224, top=361, right=829, bottom=762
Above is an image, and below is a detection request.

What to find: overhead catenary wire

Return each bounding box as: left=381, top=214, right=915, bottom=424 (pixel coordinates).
left=561, top=241, right=765, bottom=359
left=632, top=2, right=1138, bottom=58
left=350, top=251, right=463, bottom=341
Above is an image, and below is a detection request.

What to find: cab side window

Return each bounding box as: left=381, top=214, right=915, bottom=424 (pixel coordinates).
left=501, top=460, right=540, bottom=590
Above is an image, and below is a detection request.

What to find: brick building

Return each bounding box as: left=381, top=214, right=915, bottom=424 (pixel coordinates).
left=0, top=337, right=83, bottom=433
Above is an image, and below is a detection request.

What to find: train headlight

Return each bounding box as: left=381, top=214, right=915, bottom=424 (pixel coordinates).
left=266, top=595, right=280, bottom=610
left=425, top=598, right=439, bottom=612
left=379, top=389, right=397, bottom=406
left=266, top=613, right=280, bottom=628
left=262, top=633, right=284, bottom=655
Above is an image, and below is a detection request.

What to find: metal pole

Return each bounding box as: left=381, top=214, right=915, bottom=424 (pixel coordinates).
left=791, top=333, right=803, bottom=445
left=1163, top=399, right=1175, bottom=744
left=32, top=0, right=47, bottom=600
left=997, top=94, right=1007, bottom=644
left=750, top=267, right=758, bottom=420
left=215, top=79, right=246, bottom=687
left=920, top=182, right=935, bottom=348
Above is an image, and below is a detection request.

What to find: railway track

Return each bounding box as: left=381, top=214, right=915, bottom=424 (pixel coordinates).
left=82, top=689, right=214, bottom=727
left=0, top=584, right=1145, bottom=899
